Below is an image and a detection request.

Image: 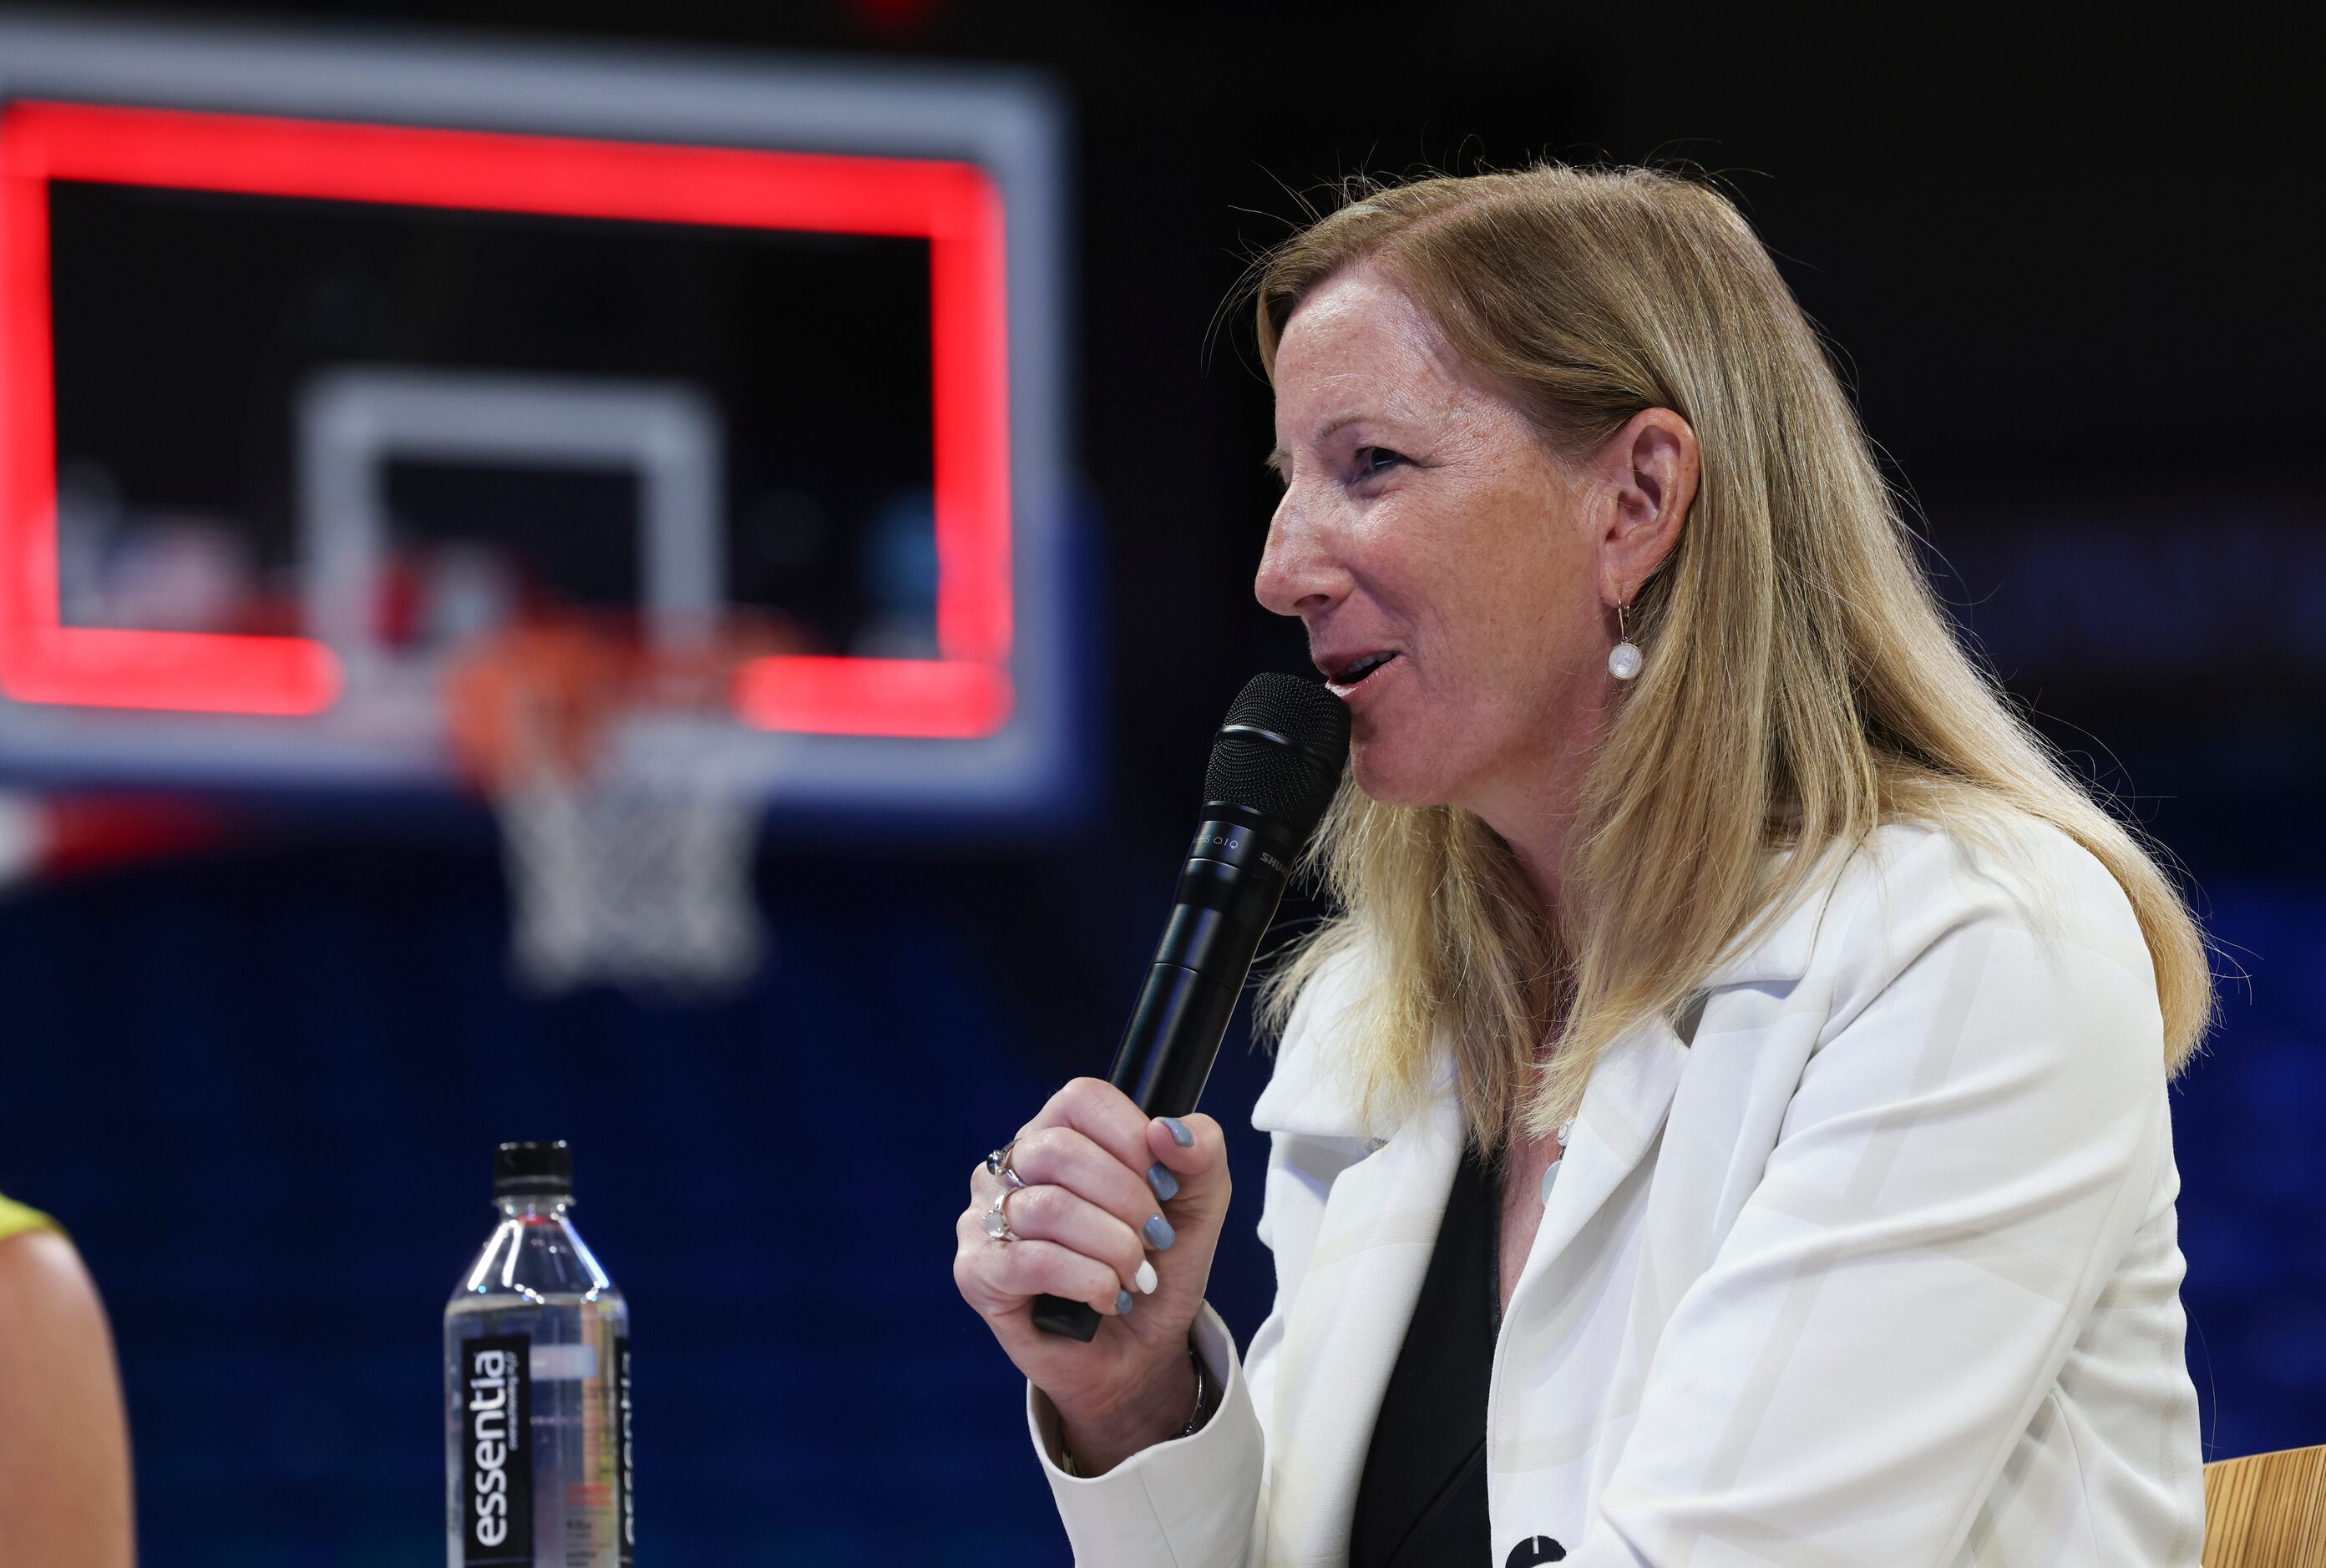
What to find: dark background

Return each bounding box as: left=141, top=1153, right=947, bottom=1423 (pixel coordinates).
left=1, top=2, right=2321, bottom=1562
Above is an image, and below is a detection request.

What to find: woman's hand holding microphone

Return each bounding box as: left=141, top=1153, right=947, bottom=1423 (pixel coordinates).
left=954, top=679, right=1345, bottom=1477
left=953, top=1076, right=1231, bottom=1475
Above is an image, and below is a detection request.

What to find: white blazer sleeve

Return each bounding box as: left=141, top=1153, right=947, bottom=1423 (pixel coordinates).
left=1569, top=827, right=2178, bottom=1565
left=1025, top=1299, right=1264, bottom=1566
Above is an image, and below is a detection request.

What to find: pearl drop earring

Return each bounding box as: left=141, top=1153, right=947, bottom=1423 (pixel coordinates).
left=1608, top=600, right=1643, bottom=681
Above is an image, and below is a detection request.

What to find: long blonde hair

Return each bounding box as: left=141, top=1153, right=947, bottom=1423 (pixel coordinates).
left=1248, top=164, right=2215, bottom=1151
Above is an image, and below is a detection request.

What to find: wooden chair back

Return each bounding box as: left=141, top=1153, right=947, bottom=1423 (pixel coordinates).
left=2207, top=1444, right=2326, bottom=1567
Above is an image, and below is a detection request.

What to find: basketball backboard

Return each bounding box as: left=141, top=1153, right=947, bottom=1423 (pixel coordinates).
left=0, top=16, right=1081, bottom=822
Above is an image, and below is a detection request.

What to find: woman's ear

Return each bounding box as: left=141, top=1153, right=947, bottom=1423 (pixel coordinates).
left=1596, top=407, right=1699, bottom=604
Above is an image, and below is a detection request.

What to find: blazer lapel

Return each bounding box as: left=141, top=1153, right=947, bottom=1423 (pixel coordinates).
left=1248, top=862, right=1840, bottom=1564
left=1504, top=1010, right=1690, bottom=1308
left=1514, top=835, right=1843, bottom=1279
left=1256, top=1019, right=1691, bottom=1565
left=1259, top=1082, right=1465, bottom=1567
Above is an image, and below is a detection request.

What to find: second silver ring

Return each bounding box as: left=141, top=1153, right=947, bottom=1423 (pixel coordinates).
left=983, top=1185, right=1024, bottom=1242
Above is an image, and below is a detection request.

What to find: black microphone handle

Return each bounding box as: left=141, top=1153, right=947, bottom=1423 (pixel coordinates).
left=1031, top=812, right=1293, bottom=1343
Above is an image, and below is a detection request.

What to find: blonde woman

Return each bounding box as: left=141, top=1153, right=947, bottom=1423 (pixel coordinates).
left=952, top=165, right=2212, bottom=1566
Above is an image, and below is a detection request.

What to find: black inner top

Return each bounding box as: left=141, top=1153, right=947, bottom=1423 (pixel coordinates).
left=1350, top=1136, right=1501, bottom=1567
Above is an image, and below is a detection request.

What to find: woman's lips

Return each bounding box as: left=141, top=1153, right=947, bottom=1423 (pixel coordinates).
left=1326, top=651, right=1401, bottom=701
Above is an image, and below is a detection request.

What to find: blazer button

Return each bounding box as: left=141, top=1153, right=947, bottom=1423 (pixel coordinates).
left=1506, top=1536, right=1566, bottom=1565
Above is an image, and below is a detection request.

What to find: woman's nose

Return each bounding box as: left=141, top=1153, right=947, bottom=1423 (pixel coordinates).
left=1254, top=498, right=1345, bottom=619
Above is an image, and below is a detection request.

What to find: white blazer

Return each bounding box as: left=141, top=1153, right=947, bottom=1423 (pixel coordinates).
left=1026, top=817, right=2206, bottom=1566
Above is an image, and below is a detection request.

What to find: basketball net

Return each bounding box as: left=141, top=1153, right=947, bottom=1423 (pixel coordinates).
left=447, top=618, right=778, bottom=999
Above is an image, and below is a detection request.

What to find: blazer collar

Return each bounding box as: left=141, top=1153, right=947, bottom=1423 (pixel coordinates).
left=1242, top=843, right=1863, bottom=1561
left=1694, top=832, right=1862, bottom=989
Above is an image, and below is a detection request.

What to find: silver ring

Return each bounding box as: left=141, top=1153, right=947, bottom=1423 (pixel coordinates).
left=986, top=1140, right=1027, bottom=1190
left=982, top=1186, right=1022, bottom=1242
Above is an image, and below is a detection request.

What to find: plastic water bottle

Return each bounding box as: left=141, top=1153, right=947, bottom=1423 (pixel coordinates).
left=446, top=1141, right=634, bottom=1567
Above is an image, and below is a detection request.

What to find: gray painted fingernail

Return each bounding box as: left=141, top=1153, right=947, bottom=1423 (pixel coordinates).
left=1160, top=1116, right=1194, bottom=1147
left=1146, top=1162, right=1179, bottom=1201
left=1114, top=1288, right=1134, bottom=1316
left=1144, top=1213, right=1177, bottom=1250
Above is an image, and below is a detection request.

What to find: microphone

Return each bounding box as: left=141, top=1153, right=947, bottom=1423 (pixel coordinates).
left=1031, top=673, right=1351, bottom=1342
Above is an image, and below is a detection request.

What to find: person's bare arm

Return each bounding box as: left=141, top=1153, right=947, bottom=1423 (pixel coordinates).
left=0, top=1231, right=136, bottom=1568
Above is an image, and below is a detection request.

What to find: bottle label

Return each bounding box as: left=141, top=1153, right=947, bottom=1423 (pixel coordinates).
left=461, top=1334, right=535, bottom=1566
left=615, top=1335, right=635, bottom=1566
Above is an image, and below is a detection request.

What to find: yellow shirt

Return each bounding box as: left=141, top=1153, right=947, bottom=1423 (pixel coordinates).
left=0, top=1191, right=58, bottom=1246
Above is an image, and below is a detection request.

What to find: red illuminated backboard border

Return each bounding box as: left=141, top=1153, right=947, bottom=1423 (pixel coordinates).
left=0, top=99, right=1012, bottom=737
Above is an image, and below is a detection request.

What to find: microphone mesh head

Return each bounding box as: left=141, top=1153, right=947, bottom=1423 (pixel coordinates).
left=1204, top=673, right=1351, bottom=842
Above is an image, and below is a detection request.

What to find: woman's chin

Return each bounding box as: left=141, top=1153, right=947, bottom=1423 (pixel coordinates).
left=1349, top=745, right=1453, bottom=810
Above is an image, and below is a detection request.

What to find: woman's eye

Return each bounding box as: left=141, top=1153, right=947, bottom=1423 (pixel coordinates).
left=1353, top=447, right=1406, bottom=478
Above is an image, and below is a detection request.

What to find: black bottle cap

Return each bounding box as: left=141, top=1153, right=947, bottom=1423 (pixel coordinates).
left=494, top=1140, right=574, bottom=1197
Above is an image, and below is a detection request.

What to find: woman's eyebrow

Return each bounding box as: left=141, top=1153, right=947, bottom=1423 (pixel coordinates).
left=1264, top=412, right=1369, bottom=478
